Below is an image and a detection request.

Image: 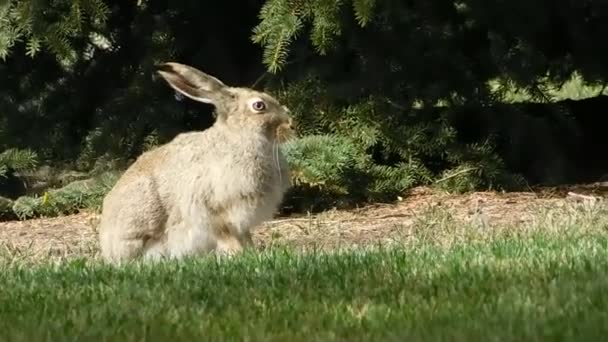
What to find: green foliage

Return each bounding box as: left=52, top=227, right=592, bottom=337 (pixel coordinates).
left=0, top=0, right=110, bottom=63
left=278, top=78, right=523, bottom=203
left=252, top=0, right=304, bottom=73
left=283, top=134, right=422, bottom=208
left=0, top=196, right=14, bottom=219
left=0, top=148, right=38, bottom=178
left=252, top=0, right=356, bottom=72
left=435, top=140, right=527, bottom=193
left=0, top=1, right=262, bottom=170
left=1, top=234, right=608, bottom=340
left=352, top=0, right=375, bottom=27
left=285, top=134, right=367, bottom=193
left=0, top=0, right=608, bottom=213
left=253, top=0, right=585, bottom=198
left=12, top=171, right=118, bottom=220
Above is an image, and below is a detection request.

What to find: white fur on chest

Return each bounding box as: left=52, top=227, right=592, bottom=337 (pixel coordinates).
left=176, top=131, right=287, bottom=233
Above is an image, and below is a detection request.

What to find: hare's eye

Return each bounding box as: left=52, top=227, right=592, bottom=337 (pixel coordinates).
left=251, top=100, right=266, bottom=112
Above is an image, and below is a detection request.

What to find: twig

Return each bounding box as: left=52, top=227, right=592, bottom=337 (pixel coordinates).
left=434, top=167, right=479, bottom=184
left=251, top=71, right=268, bottom=88
left=566, top=192, right=600, bottom=202
left=386, top=99, right=407, bottom=111
left=269, top=217, right=337, bottom=224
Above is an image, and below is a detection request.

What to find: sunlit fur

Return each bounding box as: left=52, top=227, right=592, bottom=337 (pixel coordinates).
left=98, top=62, right=295, bottom=263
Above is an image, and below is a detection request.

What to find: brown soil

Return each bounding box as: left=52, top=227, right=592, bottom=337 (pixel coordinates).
left=1, top=184, right=607, bottom=260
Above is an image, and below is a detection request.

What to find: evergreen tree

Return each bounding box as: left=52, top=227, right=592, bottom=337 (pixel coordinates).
left=0, top=0, right=110, bottom=63
left=1, top=0, right=608, bottom=213
left=251, top=0, right=608, bottom=194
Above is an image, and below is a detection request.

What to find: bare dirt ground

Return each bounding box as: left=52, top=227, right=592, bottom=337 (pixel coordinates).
left=1, top=184, right=608, bottom=260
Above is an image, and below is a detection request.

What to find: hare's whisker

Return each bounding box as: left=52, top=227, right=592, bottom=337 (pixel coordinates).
left=273, top=140, right=282, bottom=185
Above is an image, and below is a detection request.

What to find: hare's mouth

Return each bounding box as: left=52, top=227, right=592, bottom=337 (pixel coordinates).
left=275, top=122, right=296, bottom=143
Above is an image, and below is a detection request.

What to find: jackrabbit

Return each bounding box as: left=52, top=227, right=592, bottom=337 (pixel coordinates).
left=98, top=62, right=295, bottom=263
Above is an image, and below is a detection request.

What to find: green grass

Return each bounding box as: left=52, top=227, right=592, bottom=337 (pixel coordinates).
left=1, top=231, right=608, bottom=341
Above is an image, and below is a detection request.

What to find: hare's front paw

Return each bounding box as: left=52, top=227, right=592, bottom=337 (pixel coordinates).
left=214, top=231, right=254, bottom=259
left=215, top=235, right=244, bottom=258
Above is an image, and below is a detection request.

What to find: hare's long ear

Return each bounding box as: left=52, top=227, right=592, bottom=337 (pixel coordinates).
left=156, top=62, right=228, bottom=104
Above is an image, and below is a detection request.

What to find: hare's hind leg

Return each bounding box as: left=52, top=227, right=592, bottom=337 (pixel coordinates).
left=98, top=177, right=166, bottom=263
left=160, top=210, right=217, bottom=258
left=99, top=230, right=145, bottom=262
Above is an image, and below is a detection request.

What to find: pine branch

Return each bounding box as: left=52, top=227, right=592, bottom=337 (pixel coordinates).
left=434, top=167, right=479, bottom=184
left=352, top=0, right=376, bottom=27
left=0, top=148, right=38, bottom=173
left=252, top=0, right=304, bottom=73
left=0, top=0, right=109, bottom=60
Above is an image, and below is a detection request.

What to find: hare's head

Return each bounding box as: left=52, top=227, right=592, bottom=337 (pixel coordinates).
left=157, top=62, right=295, bottom=142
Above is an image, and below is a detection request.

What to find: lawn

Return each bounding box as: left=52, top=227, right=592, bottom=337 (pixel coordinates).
left=1, top=228, right=607, bottom=341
